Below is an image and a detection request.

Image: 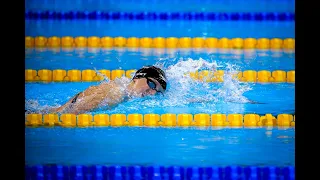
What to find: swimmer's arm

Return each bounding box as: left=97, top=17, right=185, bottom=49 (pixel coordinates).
left=49, top=93, right=80, bottom=113
left=50, top=84, right=104, bottom=114
left=52, top=82, right=124, bottom=114
left=51, top=92, right=104, bottom=115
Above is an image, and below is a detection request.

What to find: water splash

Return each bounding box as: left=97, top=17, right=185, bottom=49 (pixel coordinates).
left=154, top=58, right=250, bottom=103
left=107, top=57, right=253, bottom=114
left=25, top=58, right=253, bottom=114
left=25, top=99, right=60, bottom=114
left=93, top=68, right=109, bottom=82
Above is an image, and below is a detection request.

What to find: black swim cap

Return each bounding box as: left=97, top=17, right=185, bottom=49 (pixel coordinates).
left=132, top=65, right=167, bottom=91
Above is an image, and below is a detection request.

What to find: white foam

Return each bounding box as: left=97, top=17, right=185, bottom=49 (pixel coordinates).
left=154, top=58, right=251, bottom=105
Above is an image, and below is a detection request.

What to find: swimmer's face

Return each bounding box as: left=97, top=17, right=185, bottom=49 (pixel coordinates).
left=132, top=78, right=163, bottom=97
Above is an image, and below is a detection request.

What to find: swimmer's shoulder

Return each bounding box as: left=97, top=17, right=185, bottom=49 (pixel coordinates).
left=99, top=80, right=126, bottom=96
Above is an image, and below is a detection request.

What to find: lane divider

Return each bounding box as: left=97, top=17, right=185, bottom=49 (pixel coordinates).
left=25, top=113, right=295, bottom=128
left=25, top=11, right=295, bottom=21
left=25, top=36, right=295, bottom=49
left=25, top=165, right=295, bottom=179
left=25, top=69, right=295, bottom=83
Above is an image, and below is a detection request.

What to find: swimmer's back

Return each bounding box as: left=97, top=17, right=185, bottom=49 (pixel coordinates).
left=97, top=80, right=128, bottom=107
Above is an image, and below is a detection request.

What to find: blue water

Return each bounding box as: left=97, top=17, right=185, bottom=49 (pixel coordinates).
left=25, top=81, right=294, bottom=115
left=25, top=0, right=295, bottom=13
left=25, top=48, right=294, bottom=71
left=25, top=46, right=295, bottom=116
left=25, top=20, right=295, bottom=38
left=25, top=47, right=295, bottom=166
left=25, top=0, right=295, bottom=168
left=25, top=127, right=294, bottom=166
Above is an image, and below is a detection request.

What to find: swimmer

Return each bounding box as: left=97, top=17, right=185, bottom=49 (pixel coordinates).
left=25, top=64, right=264, bottom=114
left=48, top=65, right=167, bottom=115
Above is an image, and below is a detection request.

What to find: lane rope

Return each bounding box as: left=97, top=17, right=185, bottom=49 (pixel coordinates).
left=25, top=11, right=295, bottom=21
left=25, top=164, right=295, bottom=179
left=25, top=113, right=295, bottom=127
left=25, top=69, right=295, bottom=83
left=25, top=36, right=295, bottom=49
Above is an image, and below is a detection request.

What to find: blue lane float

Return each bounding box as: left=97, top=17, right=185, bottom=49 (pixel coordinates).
left=25, top=165, right=295, bottom=179
left=25, top=11, right=295, bottom=21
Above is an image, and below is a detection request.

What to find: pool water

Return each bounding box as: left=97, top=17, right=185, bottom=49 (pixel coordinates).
left=25, top=82, right=294, bottom=115
left=25, top=47, right=295, bottom=166
left=25, top=0, right=295, bottom=13
left=25, top=48, right=294, bottom=71
left=25, top=47, right=295, bottom=115
left=25, top=0, right=295, bottom=169
left=25, top=127, right=295, bottom=166
left=25, top=20, right=294, bottom=38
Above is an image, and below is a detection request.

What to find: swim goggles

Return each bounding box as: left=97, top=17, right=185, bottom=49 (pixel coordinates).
left=146, top=78, right=163, bottom=94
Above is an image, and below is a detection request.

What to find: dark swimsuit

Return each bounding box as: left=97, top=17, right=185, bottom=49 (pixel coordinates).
left=71, top=93, right=81, bottom=104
